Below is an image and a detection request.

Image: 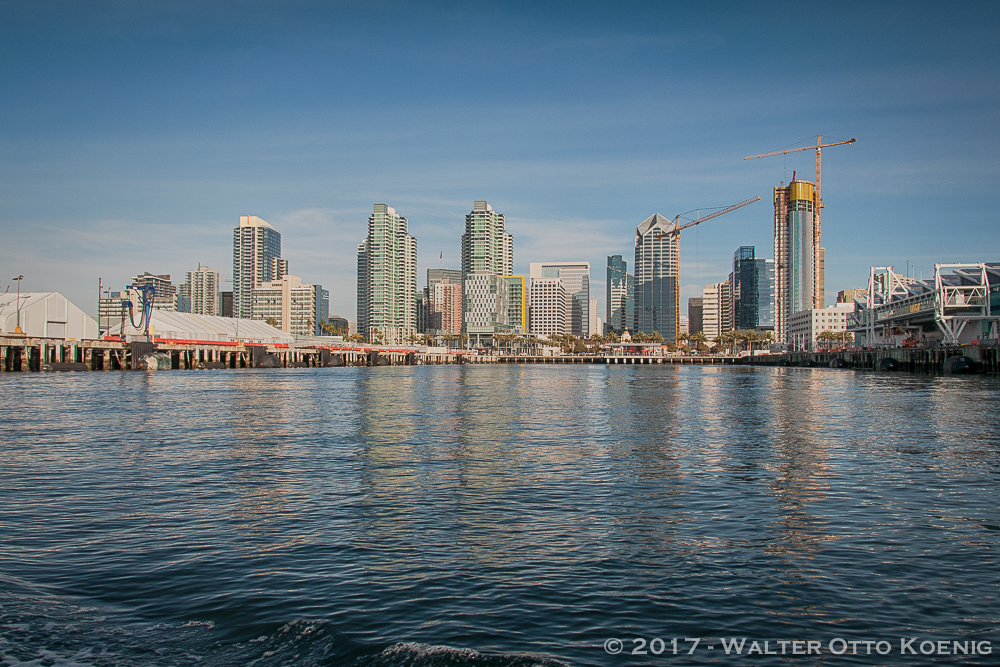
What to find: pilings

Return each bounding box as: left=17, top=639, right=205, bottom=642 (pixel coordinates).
left=745, top=344, right=999, bottom=374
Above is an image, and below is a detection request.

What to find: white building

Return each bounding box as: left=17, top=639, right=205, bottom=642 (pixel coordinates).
left=0, top=292, right=98, bottom=340
left=529, top=278, right=567, bottom=336
left=529, top=262, right=590, bottom=337
left=788, top=303, right=855, bottom=351
left=357, top=204, right=417, bottom=344
left=130, top=272, right=177, bottom=311
left=181, top=264, right=220, bottom=316
left=233, top=215, right=283, bottom=319
left=251, top=275, right=326, bottom=337
left=588, top=299, right=602, bottom=339
left=702, top=281, right=731, bottom=340
left=109, top=310, right=293, bottom=344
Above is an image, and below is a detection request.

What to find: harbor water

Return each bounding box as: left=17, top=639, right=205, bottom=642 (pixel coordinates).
left=1, top=365, right=998, bottom=666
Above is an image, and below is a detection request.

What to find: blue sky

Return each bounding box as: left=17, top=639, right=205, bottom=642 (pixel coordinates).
left=1, top=1, right=997, bottom=320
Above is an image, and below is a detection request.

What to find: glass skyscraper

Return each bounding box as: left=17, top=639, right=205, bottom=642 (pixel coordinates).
left=606, top=255, right=634, bottom=333
left=633, top=212, right=678, bottom=339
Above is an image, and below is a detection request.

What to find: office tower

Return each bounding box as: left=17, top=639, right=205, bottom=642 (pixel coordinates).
left=182, top=264, right=220, bottom=317
left=606, top=255, right=634, bottom=334
left=356, top=204, right=417, bottom=344
left=529, top=278, right=567, bottom=336
left=251, top=275, right=326, bottom=336
left=177, top=283, right=191, bottom=313
left=633, top=213, right=679, bottom=340
left=233, top=215, right=282, bottom=319
left=503, top=276, right=527, bottom=334
left=465, top=273, right=511, bottom=346
left=702, top=280, right=732, bottom=340
left=461, top=201, right=513, bottom=276
left=588, top=300, right=601, bottom=338
left=529, top=262, right=591, bottom=337
left=688, top=297, right=703, bottom=335
left=130, top=272, right=177, bottom=311
left=774, top=179, right=823, bottom=342
left=732, top=247, right=757, bottom=330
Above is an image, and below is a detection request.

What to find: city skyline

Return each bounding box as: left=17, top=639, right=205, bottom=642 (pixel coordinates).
left=1, top=2, right=997, bottom=320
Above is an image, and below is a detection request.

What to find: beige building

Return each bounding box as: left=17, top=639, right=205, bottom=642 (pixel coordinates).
left=251, top=275, right=325, bottom=337
left=529, top=278, right=567, bottom=336
left=701, top=280, right=732, bottom=340
left=788, top=302, right=855, bottom=351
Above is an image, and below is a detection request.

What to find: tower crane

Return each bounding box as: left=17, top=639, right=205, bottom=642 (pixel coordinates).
left=743, top=135, right=856, bottom=236
left=655, top=196, right=761, bottom=241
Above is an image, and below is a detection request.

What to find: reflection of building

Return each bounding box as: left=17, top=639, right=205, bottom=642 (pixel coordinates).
left=530, top=262, right=590, bottom=337
left=233, top=215, right=283, bottom=319
left=130, top=272, right=177, bottom=311
left=356, top=204, right=417, bottom=344
left=251, top=274, right=327, bottom=336
left=774, top=179, right=823, bottom=342
left=529, top=278, right=566, bottom=336
left=606, top=254, right=634, bottom=334
left=789, top=303, right=854, bottom=351
left=634, top=213, right=679, bottom=339
left=688, top=297, right=703, bottom=334
left=702, top=280, right=732, bottom=340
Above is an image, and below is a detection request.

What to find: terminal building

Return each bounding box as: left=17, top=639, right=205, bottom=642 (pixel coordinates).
left=849, top=262, right=1000, bottom=347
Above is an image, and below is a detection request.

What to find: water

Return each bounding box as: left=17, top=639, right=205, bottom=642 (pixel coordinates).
left=1, top=365, right=998, bottom=666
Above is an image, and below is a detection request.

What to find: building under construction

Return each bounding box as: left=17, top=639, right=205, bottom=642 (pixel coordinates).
left=773, top=177, right=824, bottom=342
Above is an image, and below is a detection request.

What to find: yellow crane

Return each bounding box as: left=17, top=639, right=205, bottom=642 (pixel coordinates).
left=656, top=196, right=761, bottom=240
left=744, top=135, right=856, bottom=233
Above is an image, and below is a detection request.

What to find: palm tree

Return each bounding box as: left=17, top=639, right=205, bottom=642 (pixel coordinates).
left=689, top=331, right=708, bottom=352
left=675, top=331, right=689, bottom=347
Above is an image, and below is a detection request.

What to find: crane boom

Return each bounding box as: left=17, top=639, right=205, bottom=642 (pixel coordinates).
left=743, top=137, right=856, bottom=161
left=656, top=196, right=760, bottom=239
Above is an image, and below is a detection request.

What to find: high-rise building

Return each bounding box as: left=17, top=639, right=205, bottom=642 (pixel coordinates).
left=588, top=299, right=602, bottom=338
left=183, top=264, right=220, bottom=317
left=233, top=215, right=282, bottom=319
left=688, top=297, right=703, bottom=335
left=251, top=274, right=326, bottom=336
left=220, top=291, right=233, bottom=318
left=465, top=273, right=512, bottom=346
left=702, top=280, right=732, bottom=340
left=730, top=248, right=775, bottom=331
left=774, top=179, right=824, bottom=342
left=461, top=201, right=513, bottom=276
left=503, top=276, right=527, bottom=334
left=529, top=278, right=567, bottom=336
left=529, top=262, right=590, bottom=337
left=634, top=213, right=679, bottom=339
left=424, top=268, right=463, bottom=334
left=606, top=255, right=634, bottom=334
left=130, top=272, right=177, bottom=311
left=356, top=204, right=417, bottom=344
left=461, top=201, right=514, bottom=340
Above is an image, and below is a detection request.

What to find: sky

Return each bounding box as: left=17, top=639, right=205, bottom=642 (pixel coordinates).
left=1, top=0, right=998, bottom=320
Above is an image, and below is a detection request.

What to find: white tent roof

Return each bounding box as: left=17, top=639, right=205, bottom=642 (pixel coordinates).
left=0, top=292, right=99, bottom=340
left=108, top=310, right=294, bottom=344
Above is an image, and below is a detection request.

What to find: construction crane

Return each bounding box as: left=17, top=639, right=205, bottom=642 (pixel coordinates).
left=655, top=196, right=761, bottom=240
left=744, top=135, right=856, bottom=231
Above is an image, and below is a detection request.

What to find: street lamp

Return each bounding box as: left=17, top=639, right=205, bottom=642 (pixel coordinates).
left=12, top=276, right=24, bottom=333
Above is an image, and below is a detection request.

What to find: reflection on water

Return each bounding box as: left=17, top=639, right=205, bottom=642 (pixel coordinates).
left=0, top=365, right=998, bottom=667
